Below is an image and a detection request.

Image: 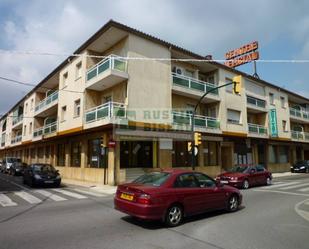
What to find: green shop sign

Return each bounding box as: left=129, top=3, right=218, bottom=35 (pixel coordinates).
left=269, top=109, right=278, bottom=137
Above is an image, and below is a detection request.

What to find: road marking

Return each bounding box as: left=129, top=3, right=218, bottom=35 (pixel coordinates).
left=52, top=189, right=88, bottom=199
left=35, top=190, right=67, bottom=201
left=254, top=189, right=309, bottom=197
left=73, top=188, right=106, bottom=197
left=262, top=181, right=300, bottom=189
left=0, top=194, right=17, bottom=207
left=280, top=182, right=309, bottom=190
left=14, top=191, right=42, bottom=204
left=298, top=187, right=309, bottom=192
left=295, top=198, right=309, bottom=222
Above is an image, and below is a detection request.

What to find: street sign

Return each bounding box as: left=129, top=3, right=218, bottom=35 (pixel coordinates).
left=108, top=140, right=116, bottom=148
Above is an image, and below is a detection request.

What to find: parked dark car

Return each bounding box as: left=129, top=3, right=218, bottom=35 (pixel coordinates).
left=114, top=169, right=242, bottom=227
left=291, top=161, right=309, bottom=173
left=9, top=162, right=28, bottom=176
left=215, top=165, right=272, bottom=189
left=23, top=164, right=61, bottom=187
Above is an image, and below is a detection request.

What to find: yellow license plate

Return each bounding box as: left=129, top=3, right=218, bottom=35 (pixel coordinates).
left=120, top=193, right=134, bottom=201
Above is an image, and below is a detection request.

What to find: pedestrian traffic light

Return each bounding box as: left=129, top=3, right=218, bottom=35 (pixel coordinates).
left=187, top=142, right=192, bottom=152
left=101, top=134, right=107, bottom=147
left=194, top=132, right=202, bottom=145
left=232, top=75, right=242, bottom=94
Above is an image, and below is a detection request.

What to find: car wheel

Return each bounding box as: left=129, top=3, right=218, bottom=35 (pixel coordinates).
left=165, top=205, right=183, bottom=227
left=242, top=179, right=249, bottom=189
left=227, top=195, right=239, bottom=212
left=266, top=177, right=272, bottom=185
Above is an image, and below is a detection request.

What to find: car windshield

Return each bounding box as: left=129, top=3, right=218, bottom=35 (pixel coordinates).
left=33, top=164, right=56, bottom=173
left=229, top=166, right=249, bottom=173
left=296, top=161, right=306, bottom=166
left=132, top=172, right=171, bottom=186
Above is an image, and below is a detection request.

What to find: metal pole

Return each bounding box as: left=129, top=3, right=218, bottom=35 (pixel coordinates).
left=191, top=82, right=234, bottom=170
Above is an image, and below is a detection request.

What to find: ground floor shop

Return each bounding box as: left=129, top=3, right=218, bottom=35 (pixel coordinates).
left=0, top=127, right=308, bottom=185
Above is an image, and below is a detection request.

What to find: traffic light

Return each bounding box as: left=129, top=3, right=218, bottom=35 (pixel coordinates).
left=187, top=142, right=192, bottom=152
left=194, top=132, right=202, bottom=145
left=232, top=75, right=242, bottom=94
left=101, top=134, right=107, bottom=147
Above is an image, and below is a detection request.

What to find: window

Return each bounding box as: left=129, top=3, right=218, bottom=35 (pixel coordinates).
left=63, top=72, right=68, bottom=87
left=184, top=69, right=194, bottom=78
left=268, top=145, right=277, bottom=164
left=74, top=99, right=81, bottom=117
left=225, top=78, right=233, bottom=93
left=45, top=145, right=50, bottom=158
left=30, top=148, right=36, bottom=159
left=61, top=106, right=67, bottom=122
left=269, top=93, right=274, bottom=105
left=71, top=141, right=81, bottom=167
left=194, top=173, right=216, bottom=188
left=279, top=146, right=288, bottom=163
left=172, top=141, right=194, bottom=167
left=227, top=109, right=241, bottom=124
left=29, top=122, right=32, bottom=135
left=30, top=99, right=34, bottom=111
left=203, top=141, right=219, bottom=166
left=75, top=62, right=82, bottom=79
left=25, top=103, right=28, bottom=114
left=282, top=120, right=287, bottom=132
left=23, top=125, right=26, bottom=136
left=280, top=96, right=285, bottom=108
left=174, top=174, right=198, bottom=188
left=57, top=144, right=65, bottom=166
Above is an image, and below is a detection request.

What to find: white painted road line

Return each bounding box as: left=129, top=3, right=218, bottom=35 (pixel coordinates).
left=280, top=182, right=309, bottom=190
left=299, top=187, right=309, bottom=192
left=0, top=194, right=17, bottom=207
left=35, top=190, right=67, bottom=202
left=73, top=188, right=106, bottom=197
left=52, top=189, right=88, bottom=199
left=14, top=191, right=42, bottom=204
left=262, top=181, right=300, bottom=189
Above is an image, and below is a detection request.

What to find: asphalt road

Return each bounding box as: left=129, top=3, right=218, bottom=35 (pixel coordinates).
left=0, top=173, right=309, bottom=249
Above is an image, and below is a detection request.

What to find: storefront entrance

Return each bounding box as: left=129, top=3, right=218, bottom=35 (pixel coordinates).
left=120, top=141, right=153, bottom=168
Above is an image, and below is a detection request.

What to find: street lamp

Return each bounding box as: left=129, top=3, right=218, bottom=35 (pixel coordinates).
left=190, top=76, right=242, bottom=170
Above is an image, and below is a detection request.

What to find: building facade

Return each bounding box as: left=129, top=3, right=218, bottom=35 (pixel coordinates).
left=1, top=20, right=309, bottom=185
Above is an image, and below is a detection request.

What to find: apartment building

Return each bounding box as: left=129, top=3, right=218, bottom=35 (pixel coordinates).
left=1, top=20, right=309, bottom=185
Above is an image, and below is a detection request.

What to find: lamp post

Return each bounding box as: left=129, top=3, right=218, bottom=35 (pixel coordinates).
left=191, top=81, right=236, bottom=170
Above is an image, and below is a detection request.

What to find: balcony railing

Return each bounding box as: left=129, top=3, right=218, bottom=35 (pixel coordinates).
left=35, top=91, right=59, bottom=113
left=33, top=121, right=57, bottom=137
left=172, top=111, right=220, bottom=129
left=12, top=115, right=23, bottom=126
left=247, top=96, right=266, bottom=109
left=289, top=107, right=309, bottom=120
left=86, top=55, right=127, bottom=82
left=172, top=73, right=219, bottom=95
left=85, top=102, right=126, bottom=123
left=291, top=130, right=309, bottom=141
left=11, top=135, right=22, bottom=144
left=248, top=123, right=268, bottom=135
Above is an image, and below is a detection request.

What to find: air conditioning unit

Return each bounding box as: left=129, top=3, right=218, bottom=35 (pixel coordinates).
left=172, top=66, right=184, bottom=75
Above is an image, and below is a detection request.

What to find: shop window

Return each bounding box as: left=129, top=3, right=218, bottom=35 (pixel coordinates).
left=71, top=141, right=81, bottom=167
left=203, top=141, right=219, bottom=166
left=30, top=148, right=36, bottom=159
left=268, top=145, right=277, bottom=164
left=38, top=147, right=44, bottom=159
left=88, top=138, right=107, bottom=168
left=57, top=143, right=65, bottom=166
left=278, top=146, right=288, bottom=163
left=172, top=141, right=194, bottom=167
left=45, top=145, right=50, bottom=158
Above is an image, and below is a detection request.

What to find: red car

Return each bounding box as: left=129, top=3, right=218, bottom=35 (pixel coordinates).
left=114, top=169, right=242, bottom=227
left=216, top=165, right=272, bottom=189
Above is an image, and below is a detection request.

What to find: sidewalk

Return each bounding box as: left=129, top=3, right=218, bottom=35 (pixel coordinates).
left=61, top=178, right=117, bottom=195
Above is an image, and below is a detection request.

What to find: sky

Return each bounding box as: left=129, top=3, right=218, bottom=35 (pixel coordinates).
left=0, top=0, right=309, bottom=114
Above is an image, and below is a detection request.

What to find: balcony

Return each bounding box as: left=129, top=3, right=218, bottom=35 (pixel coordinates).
left=86, top=55, right=128, bottom=91
left=11, top=135, right=22, bottom=145
left=172, top=73, right=220, bottom=102
left=289, top=107, right=309, bottom=123
left=291, top=130, right=309, bottom=142
left=34, top=91, right=59, bottom=117
left=84, top=102, right=127, bottom=129
left=246, top=96, right=267, bottom=112
left=172, top=111, right=221, bottom=133
left=12, top=115, right=23, bottom=128
left=248, top=123, right=268, bottom=138
left=33, top=121, right=57, bottom=139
